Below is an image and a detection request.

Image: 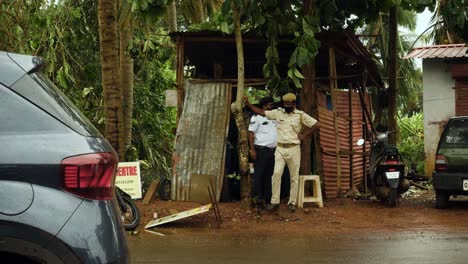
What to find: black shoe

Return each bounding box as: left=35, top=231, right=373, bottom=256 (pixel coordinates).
left=265, top=203, right=279, bottom=212
left=252, top=199, right=264, bottom=210
left=288, top=203, right=296, bottom=212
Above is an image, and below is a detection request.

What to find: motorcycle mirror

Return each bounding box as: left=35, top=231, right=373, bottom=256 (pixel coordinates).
left=357, top=139, right=365, bottom=146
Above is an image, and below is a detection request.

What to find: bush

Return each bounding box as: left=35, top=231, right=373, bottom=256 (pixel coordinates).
left=398, top=113, right=425, bottom=173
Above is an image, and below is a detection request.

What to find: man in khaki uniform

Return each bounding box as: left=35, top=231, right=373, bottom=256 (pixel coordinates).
left=244, top=93, right=320, bottom=212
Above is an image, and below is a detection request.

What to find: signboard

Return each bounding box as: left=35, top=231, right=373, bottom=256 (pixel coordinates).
left=145, top=204, right=212, bottom=229
left=115, top=162, right=142, bottom=199
left=165, top=90, right=177, bottom=107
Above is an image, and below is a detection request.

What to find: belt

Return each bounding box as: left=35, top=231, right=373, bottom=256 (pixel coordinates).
left=254, top=145, right=276, bottom=151
left=277, top=143, right=299, bottom=148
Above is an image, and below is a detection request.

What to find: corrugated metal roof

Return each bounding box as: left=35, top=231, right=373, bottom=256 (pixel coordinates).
left=403, top=44, right=468, bottom=59
left=172, top=81, right=232, bottom=202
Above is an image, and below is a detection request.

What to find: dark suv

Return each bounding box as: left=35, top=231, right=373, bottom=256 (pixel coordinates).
left=0, top=52, right=129, bottom=263
left=433, top=117, right=468, bottom=208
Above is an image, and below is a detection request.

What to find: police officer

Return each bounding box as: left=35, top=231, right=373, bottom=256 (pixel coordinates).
left=248, top=96, right=277, bottom=210
left=244, top=93, right=320, bottom=212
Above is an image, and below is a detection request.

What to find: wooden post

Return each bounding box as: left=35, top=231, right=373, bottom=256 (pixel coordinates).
left=362, top=95, right=368, bottom=194
left=175, top=35, right=185, bottom=128
left=348, top=83, right=353, bottom=189
left=388, top=6, right=398, bottom=144
left=329, top=48, right=342, bottom=197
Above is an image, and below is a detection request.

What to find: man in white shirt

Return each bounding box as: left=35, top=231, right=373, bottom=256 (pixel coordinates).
left=248, top=96, right=277, bottom=210
left=244, top=93, right=320, bottom=212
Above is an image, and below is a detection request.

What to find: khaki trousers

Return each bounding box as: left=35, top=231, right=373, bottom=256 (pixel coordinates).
left=270, top=145, right=301, bottom=205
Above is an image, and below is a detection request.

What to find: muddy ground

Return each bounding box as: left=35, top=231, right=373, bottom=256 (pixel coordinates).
left=134, top=185, right=468, bottom=236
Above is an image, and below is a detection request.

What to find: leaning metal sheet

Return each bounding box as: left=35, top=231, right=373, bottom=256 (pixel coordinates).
left=172, top=81, right=232, bottom=202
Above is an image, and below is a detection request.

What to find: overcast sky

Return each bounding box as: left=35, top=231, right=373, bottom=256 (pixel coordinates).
left=408, top=8, right=434, bottom=69
left=415, top=9, right=433, bottom=41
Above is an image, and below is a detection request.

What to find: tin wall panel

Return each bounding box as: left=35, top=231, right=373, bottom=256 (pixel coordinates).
left=172, top=81, right=232, bottom=201
left=318, top=89, right=372, bottom=198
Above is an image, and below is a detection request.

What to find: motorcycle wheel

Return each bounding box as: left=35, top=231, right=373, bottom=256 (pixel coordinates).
left=388, top=188, right=398, bottom=207
left=121, top=195, right=141, bottom=231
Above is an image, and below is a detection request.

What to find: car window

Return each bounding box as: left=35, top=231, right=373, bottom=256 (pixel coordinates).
left=10, top=73, right=101, bottom=137
left=0, top=84, right=67, bottom=134
left=442, top=119, right=468, bottom=145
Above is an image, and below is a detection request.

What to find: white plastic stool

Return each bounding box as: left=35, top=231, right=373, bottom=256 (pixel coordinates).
left=297, top=175, right=323, bottom=208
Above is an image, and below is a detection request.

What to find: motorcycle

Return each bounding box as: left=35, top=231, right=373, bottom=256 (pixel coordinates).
left=115, top=187, right=141, bottom=231
left=357, top=132, right=409, bottom=207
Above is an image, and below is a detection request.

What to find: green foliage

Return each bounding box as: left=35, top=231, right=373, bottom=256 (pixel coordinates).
left=398, top=113, right=425, bottom=173
left=1, top=0, right=176, bottom=192
left=132, top=64, right=176, bottom=190
left=217, top=0, right=435, bottom=93
left=128, top=25, right=176, bottom=190
left=438, top=0, right=468, bottom=41
left=0, top=0, right=104, bottom=127
left=128, top=0, right=169, bottom=23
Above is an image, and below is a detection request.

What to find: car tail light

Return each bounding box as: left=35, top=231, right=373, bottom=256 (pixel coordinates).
left=435, top=154, right=448, bottom=171
left=61, top=153, right=117, bottom=200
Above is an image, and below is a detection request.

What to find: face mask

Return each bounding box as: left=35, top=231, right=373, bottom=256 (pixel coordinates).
left=285, top=106, right=293, bottom=113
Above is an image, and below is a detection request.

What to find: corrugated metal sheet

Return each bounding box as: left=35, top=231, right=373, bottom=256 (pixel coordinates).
left=403, top=44, right=468, bottom=59
left=172, top=81, right=232, bottom=201
left=318, top=90, right=372, bottom=198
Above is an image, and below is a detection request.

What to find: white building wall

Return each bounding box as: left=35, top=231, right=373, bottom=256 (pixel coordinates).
left=423, top=59, right=455, bottom=176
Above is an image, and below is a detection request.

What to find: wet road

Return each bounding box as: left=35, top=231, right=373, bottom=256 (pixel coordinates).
left=128, top=230, right=468, bottom=264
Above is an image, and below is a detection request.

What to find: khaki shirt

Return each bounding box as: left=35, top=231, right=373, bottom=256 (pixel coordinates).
left=265, top=108, right=317, bottom=144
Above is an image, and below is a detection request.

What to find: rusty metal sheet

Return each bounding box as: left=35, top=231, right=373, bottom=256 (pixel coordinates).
left=318, top=89, right=372, bottom=198
left=403, top=44, right=468, bottom=59
left=172, top=81, right=232, bottom=202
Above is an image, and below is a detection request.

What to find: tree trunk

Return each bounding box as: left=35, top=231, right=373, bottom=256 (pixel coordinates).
left=192, top=0, right=205, bottom=23
left=119, top=13, right=133, bottom=161
left=300, top=63, right=318, bottom=175
left=300, top=0, right=320, bottom=176
left=98, top=0, right=123, bottom=158
left=388, top=5, right=398, bottom=144
left=232, top=5, right=251, bottom=206
left=167, top=0, right=177, bottom=32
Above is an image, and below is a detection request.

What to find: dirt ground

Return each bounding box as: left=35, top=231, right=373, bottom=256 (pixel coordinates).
left=135, top=184, right=468, bottom=236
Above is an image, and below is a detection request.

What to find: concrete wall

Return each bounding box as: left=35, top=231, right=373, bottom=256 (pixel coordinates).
left=423, top=59, right=455, bottom=176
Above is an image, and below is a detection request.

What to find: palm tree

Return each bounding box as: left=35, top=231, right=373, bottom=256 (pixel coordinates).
left=428, top=0, right=467, bottom=44
left=179, top=0, right=223, bottom=24
left=364, top=8, right=422, bottom=135
left=119, top=1, right=135, bottom=159
left=98, top=0, right=125, bottom=158
left=167, top=0, right=177, bottom=32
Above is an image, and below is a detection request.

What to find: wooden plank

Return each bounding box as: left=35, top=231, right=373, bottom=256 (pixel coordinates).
left=329, top=47, right=342, bottom=197
left=142, top=179, right=160, bottom=205
left=348, top=83, right=354, bottom=188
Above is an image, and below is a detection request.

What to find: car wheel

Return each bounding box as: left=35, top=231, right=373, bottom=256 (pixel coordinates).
left=435, top=190, right=449, bottom=209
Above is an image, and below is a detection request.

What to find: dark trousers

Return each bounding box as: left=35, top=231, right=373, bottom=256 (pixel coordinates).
left=252, top=146, right=275, bottom=204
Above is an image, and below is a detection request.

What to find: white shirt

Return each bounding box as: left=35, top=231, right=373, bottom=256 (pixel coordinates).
left=248, top=115, right=277, bottom=148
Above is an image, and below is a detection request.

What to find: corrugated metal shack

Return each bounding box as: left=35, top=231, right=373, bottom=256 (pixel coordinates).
left=170, top=31, right=383, bottom=201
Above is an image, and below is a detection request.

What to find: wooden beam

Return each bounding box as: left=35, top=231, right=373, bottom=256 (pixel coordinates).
left=184, top=36, right=294, bottom=44
left=329, top=47, right=342, bottom=197
left=142, top=179, right=160, bottom=205
left=189, top=78, right=267, bottom=84
left=315, top=74, right=361, bottom=81
left=176, top=35, right=185, bottom=128
left=348, top=83, right=354, bottom=189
